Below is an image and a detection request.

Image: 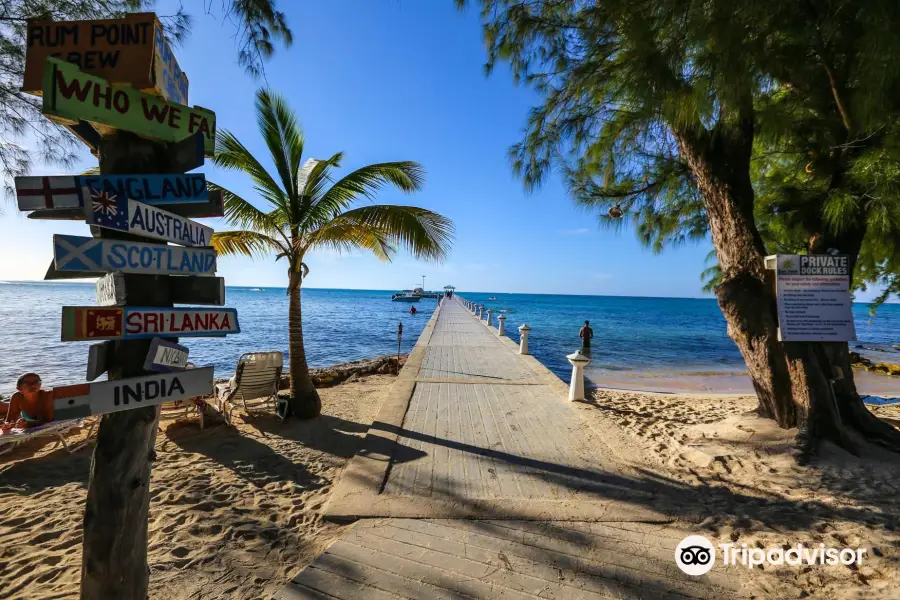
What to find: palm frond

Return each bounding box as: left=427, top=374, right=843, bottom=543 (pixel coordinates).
left=324, top=205, right=453, bottom=263
left=303, top=219, right=396, bottom=261
left=209, top=181, right=285, bottom=234
left=255, top=88, right=304, bottom=199
left=306, top=162, right=426, bottom=226
left=213, top=129, right=288, bottom=213
left=211, top=230, right=285, bottom=258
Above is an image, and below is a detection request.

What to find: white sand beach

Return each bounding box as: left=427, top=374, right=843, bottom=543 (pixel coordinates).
left=2, top=371, right=899, bottom=599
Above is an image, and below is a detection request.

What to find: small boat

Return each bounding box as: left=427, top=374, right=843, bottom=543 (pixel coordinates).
left=487, top=296, right=497, bottom=301
left=392, top=291, right=421, bottom=302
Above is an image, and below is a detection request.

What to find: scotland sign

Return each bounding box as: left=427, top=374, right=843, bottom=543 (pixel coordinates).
left=51, top=234, right=216, bottom=277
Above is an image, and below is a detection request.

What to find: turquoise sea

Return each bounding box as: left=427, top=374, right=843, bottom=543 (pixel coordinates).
left=0, top=283, right=898, bottom=395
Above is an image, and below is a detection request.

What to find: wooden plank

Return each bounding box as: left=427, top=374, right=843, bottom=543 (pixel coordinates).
left=51, top=234, right=216, bottom=277
left=42, top=57, right=213, bottom=155
left=86, top=341, right=111, bottom=381
left=61, top=306, right=239, bottom=341
left=52, top=367, right=214, bottom=420
left=167, top=132, right=204, bottom=172
left=95, top=273, right=225, bottom=306
left=151, top=22, right=189, bottom=106
left=84, top=192, right=213, bottom=247
left=28, top=188, right=222, bottom=220
left=143, top=338, right=189, bottom=372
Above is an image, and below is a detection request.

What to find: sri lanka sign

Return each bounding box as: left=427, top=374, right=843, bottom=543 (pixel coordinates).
left=85, top=188, right=213, bottom=247
left=23, top=13, right=188, bottom=104
left=61, top=306, right=240, bottom=341
left=52, top=234, right=217, bottom=277
left=42, top=57, right=213, bottom=155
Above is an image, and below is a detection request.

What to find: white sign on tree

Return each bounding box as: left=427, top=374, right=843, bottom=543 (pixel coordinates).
left=768, top=254, right=857, bottom=342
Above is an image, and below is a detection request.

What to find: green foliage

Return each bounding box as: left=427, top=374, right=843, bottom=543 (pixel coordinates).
left=0, top=0, right=292, bottom=195
left=460, top=0, right=900, bottom=304
left=211, top=88, right=454, bottom=289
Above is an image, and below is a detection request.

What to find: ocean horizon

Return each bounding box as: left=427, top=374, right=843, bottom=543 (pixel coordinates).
left=1, top=282, right=898, bottom=395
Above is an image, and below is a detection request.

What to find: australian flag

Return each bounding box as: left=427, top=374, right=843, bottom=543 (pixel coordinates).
left=88, top=183, right=129, bottom=231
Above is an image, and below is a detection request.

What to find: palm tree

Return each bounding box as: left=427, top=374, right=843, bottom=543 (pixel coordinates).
left=210, top=89, right=453, bottom=419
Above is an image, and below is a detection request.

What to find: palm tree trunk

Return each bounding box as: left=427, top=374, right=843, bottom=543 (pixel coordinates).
left=288, top=278, right=321, bottom=419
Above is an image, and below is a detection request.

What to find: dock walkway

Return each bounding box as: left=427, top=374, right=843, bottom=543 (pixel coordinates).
left=278, top=298, right=743, bottom=599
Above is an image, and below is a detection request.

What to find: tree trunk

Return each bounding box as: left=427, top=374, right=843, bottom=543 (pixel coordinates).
left=287, top=277, right=321, bottom=419
left=675, top=120, right=900, bottom=457
left=81, top=132, right=176, bottom=599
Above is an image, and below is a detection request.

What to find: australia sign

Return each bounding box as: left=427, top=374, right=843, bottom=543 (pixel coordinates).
left=61, top=306, right=240, bottom=341
left=52, top=367, right=213, bottom=420
left=52, top=234, right=217, bottom=277
left=85, top=187, right=213, bottom=247
left=42, top=57, right=214, bottom=155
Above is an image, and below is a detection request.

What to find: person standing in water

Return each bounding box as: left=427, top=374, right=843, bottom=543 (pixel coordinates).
left=579, top=320, right=594, bottom=350
left=410, top=305, right=417, bottom=315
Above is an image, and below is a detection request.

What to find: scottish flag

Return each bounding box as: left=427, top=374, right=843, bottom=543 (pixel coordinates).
left=87, top=183, right=129, bottom=231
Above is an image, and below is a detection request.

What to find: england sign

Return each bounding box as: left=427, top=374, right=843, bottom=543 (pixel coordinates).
left=61, top=306, right=239, bottom=341
left=42, top=57, right=214, bottom=155
left=95, top=273, right=225, bottom=306
left=52, top=367, right=213, bottom=420
left=767, top=254, right=857, bottom=342
left=14, top=175, right=81, bottom=210
left=51, top=234, right=217, bottom=277
left=23, top=13, right=188, bottom=104
left=17, top=173, right=211, bottom=211
left=143, top=338, right=190, bottom=372
left=85, top=190, right=213, bottom=247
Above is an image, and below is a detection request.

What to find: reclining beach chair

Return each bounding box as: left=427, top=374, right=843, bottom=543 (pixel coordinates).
left=0, top=418, right=97, bottom=456
left=214, top=352, right=283, bottom=424
left=157, top=363, right=208, bottom=430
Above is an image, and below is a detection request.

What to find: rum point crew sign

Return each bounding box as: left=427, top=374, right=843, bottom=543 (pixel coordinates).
left=767, top=254, right=857, bottom=342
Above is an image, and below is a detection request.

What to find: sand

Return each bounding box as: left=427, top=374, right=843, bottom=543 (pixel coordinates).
left=578, top=389, right=900, bottom=599
left=0, top=375, right=394, bottom=600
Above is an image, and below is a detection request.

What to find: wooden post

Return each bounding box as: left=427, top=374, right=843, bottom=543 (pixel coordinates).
left=80, top=132, right=179, bottom=599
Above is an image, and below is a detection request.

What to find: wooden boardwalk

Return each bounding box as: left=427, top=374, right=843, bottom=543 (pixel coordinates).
left=277, top=299, right=744, bottom=599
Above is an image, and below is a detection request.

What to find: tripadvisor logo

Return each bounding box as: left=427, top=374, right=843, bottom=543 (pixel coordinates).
left=675, top=535, right=867, bottom=576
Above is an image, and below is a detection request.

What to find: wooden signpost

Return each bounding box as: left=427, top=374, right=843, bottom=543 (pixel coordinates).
left=42, top=57, right=214, bottom=155
left=84, top=191, right=213, bottom=247
left=23, top=13, right=189, bottom=104
left=143, top=338, right=190, bottom=372
left=24, top=11, right=234, bottom=597
left=60, top=306, right=240, bottom=341
left=51, top=234, right=216, bottom=277
left=52, top=367, right=214, bottom=421
left=95, top=273, right=225, bottom=306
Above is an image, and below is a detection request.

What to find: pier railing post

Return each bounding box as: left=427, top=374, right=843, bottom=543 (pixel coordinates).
left=486, top=308, right=492, bottom=327
left=497, top=314, right=506, bottom=336
left=566, top=350, right=591, bottom=401
left=478, top=304, right=484, bottom=318
left=518, top=324, right=531, bottom=355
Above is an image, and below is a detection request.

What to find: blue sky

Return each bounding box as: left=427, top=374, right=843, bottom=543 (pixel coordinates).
left=1, top=1, right=885, bottom=300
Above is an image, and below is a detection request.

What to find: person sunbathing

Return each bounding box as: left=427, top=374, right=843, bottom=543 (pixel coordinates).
left=3, top=373, right=54, bottom=430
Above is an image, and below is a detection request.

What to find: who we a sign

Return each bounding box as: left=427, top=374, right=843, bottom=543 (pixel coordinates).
left=42, top=57, right=214, bottom=155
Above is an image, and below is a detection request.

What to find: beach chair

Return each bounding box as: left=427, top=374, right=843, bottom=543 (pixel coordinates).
left=157, top=363, right=209, bottom=430
left=214, top=352, right=283, bottom=424
left=0, top=418, right=97, bottom=456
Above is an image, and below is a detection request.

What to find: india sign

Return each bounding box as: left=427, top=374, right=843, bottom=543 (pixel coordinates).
left=85, top=188, right=213, bottom=247
left=42, top=57, right=214, bottom=155
left=52, top=234, right=217, bottom=277
left=52, top=367, right=213, bottom=420
left=23, top=13, right=189, bottom=104
left=61, top=306, right=240, bottom=341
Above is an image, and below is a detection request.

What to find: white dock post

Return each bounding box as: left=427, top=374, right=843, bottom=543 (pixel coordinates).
left=477, top=304, right=483, bottom=318
left=566, top=350, right=591, bottom=402
left=486, top=308, right=493, bottom=327
left=497, top=314, right=506, bottom=336
left=518, top=324, right=531, bottom=355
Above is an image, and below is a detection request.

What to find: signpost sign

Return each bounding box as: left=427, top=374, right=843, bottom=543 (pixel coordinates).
left=143, top=338, right=190, bottom=372
left=52, top=234, right=217, bottom=277
left=42, top=57, right=214, bottom=155
left=61, top=306, right=240, bottom=341
left=23, top=13, right=188, bottom=104
left=85, top=190, right=213, bottom=247
left=767, top=254, right=857, bottom=342
left=95, top=273, right=225, bottom=306
left=52, top=367, right=213, bottom=420
left=86, top=341, right=111, bottom=381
